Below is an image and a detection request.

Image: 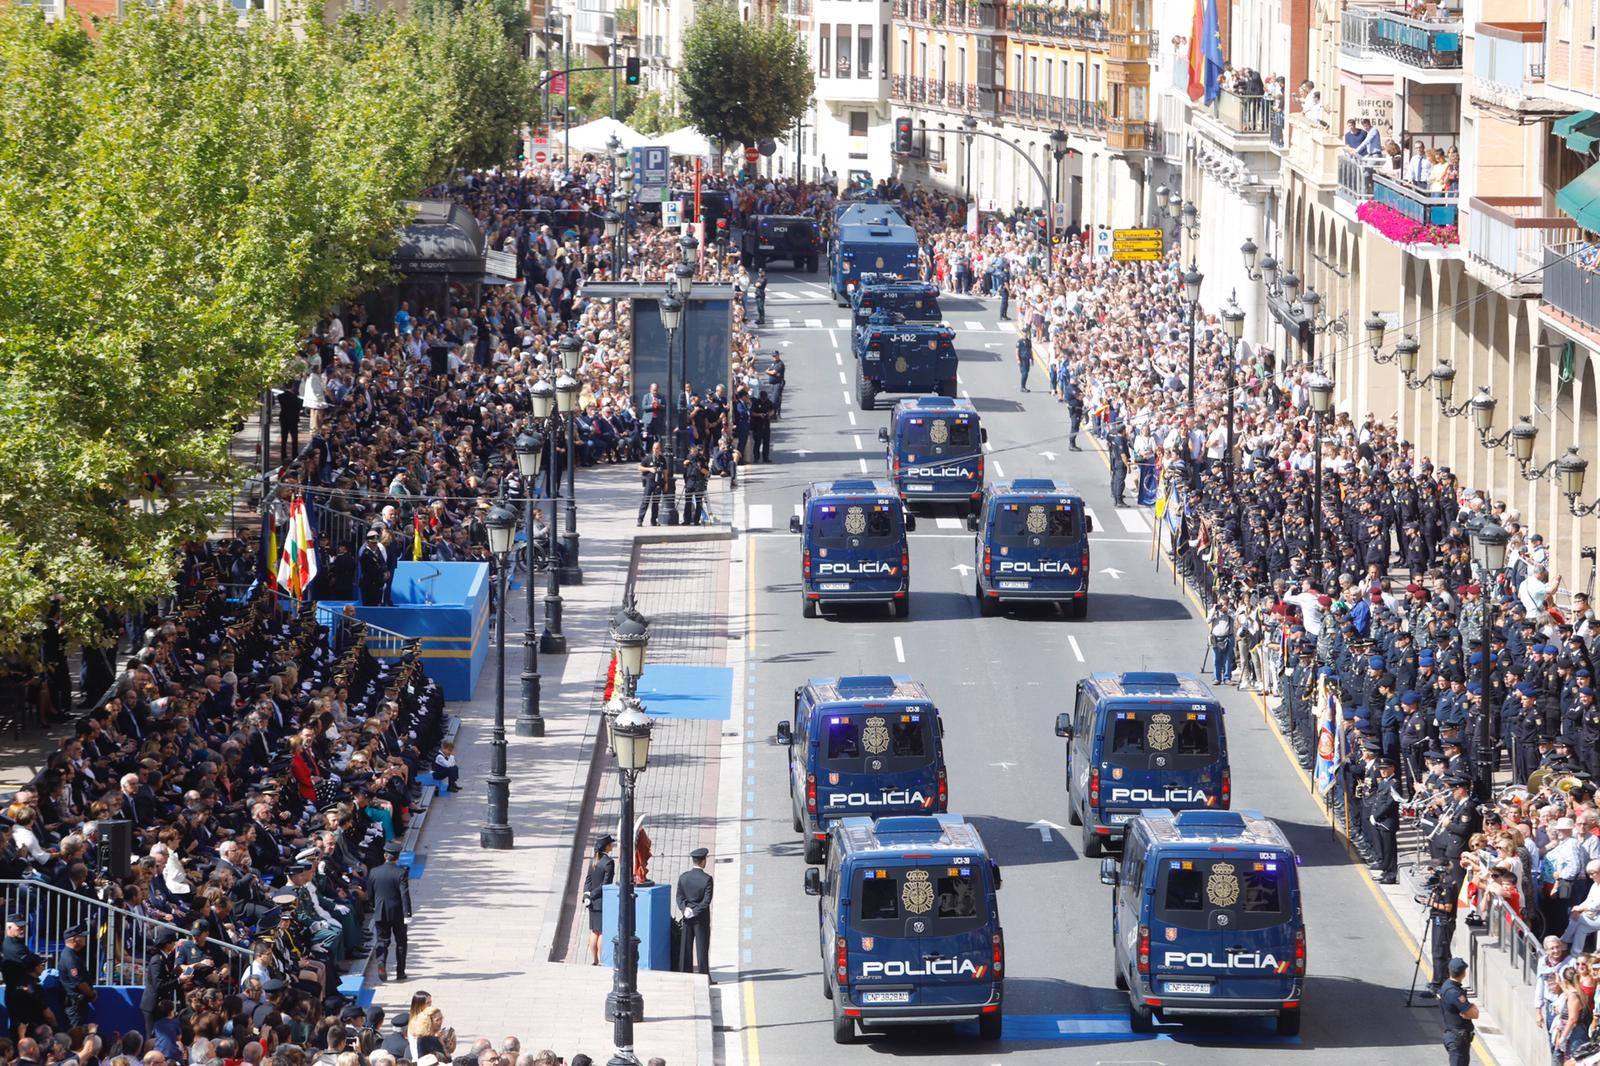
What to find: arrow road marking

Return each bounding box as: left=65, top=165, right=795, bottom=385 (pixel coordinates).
left=1028, top=820, right=1066, bottom=843
left=794, top=449, right=811, bottom=457
left=1099, top=567, right=1124, bottom=580
left=1040, top=450, right=1058, bottom=461
left=951, top=563, right=975, bottom=576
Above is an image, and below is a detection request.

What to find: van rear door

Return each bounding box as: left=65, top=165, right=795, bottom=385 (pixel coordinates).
left=814, top=707, right=941, bottom=821
left=896, top=415, right=980, bottom=497
left=987, top=498, right=1086, bottom=592
left=806, top=500, right=906, bottom=595
left=847, top=861, right=996, bottom=1007
left=1149, top=854, right=1300, bottom=1003
left=1099, top=707, right=1225, bottom=823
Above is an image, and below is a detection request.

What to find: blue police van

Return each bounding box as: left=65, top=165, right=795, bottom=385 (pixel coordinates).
left=852, top=277, right=942, bottom=328
left=877, top=397, right=985, bottom=512
left=790, top=479, right=916, bottom=619
left=854, top=317, right=958, bottom=408
left=1099, top=809, right=1305, bottom=1036
left=1054, top=672, right=1230, bottom=857
left=830, top=216, right=921, bottom=306
left=776, top=675, right=948, bottom=864
left=803, top=814, right=1005, bottom=1043
left=968, top=479, right=1093, bottom=616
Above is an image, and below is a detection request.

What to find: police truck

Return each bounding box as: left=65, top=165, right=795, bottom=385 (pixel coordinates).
left=803, top=814, right=1005, bottom=1043
left=851, top=277, right=942, bottom=328
left=790, top=479, right=916, bottom=618
left=1099, top=809, right=1305, bottom=1036
left=968, top=479, right=1093, bottom=616
left=830, top=216, right=921, bottom=306
left=853, top=316, right=958, bottom=409
left=776, top=675, right=949, bottom=863
left=1054, top=672, right=1231, bottom=857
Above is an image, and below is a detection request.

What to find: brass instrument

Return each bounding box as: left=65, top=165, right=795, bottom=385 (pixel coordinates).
left=1527, top=767, right=1585, bottom=795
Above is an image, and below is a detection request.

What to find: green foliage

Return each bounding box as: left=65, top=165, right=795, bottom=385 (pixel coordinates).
left=0, top=0, right=530, bottom=655
left=629, top=89, right=686, bottom=135
left=538, top=60, right=643, bottom=129
left=411, top=0, right=530, bottom=42
left=679, top=0, right=811, bottom=149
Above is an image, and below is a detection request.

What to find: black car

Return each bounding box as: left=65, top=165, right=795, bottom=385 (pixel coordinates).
left=739, top=215, right=819, bottom=272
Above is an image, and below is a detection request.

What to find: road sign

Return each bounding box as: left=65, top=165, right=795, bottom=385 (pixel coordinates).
left=1112, top=249, right=1164, bottom=262
left=529, top=137, right=550, bottom=167
left=744, top=145, right=760, bottom=163
left=662, top=200, right=681, bottom=227
left=1113, top=239, right=1165, bottom=252
left=1092, top=228, right=1112, bottom=259
left=630, top=145, right=669, bottom=199
left=1114, top=227, right=1163, bottom=241
left=1113, top=227, right=1165, bottom=262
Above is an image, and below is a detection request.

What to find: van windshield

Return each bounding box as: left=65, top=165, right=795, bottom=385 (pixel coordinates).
left=992, top=500, right=1079, bottom=543
left=851, top=865, right=987, bottom=935
left=809, top=501, right=902, bottom=546
left=897, top=417, right=976, bottom=452
left=820, top=710, right=935, bottom=770
left=1156, top=856, right=1292, bottom=932
left=1104, top=707, right=1218, bottom=767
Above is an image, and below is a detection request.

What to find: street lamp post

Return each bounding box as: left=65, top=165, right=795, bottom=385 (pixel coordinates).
left=481, top=503, right=518, bottom=849
left=1183, top=265, right=1203, bottom=410
left=658, top=293, right=682, bottom=526
left=610, top=601, right=649, bottom=699
left=535, top=369, right=568, bottom=656
left=514, top=431, right=546, bottom=738
left=558, top=334, right=584, bottom=585
left=1471, top=517, right=1509, bottom=800
left=1221, top=294, right=1246, bottom=499
left=662, top=244, right=696, bottom=526
left=1306, top=372, right=1335, bottom=584
left=605, top=701, right=654, bottom=1066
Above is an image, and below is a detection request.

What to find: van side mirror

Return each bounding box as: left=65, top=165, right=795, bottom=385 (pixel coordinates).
left=965, top=512, right=979, bottom=533
left=803, top=868, right=822, bottom=896
left=904, top=514, right=917, bottom=532
left=776, top=721, right=793, bottom=745
left=789, top=515, right=802, bottom=534
left=938, top=718, right=946, bottom=736
left=981, top=428, right=989, bottom=443
left=878, top=427, right=889, bottom=444
left=1099, top=858, right=1118, bottom=886
left=1085, top=513, right=1094, bottom=533
left=990, top=860, right=1003, bottom=889
left=1055, top=713, right=1073, bottom=739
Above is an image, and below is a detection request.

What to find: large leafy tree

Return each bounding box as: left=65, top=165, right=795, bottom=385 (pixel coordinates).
left=0, top=0, right=528, bottom=655
left=679, top=0, right=811, bottom=150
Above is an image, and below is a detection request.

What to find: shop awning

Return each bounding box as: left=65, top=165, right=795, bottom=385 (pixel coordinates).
left=1557, top=159, right=1600, bottom=231
left=1555, top=110, right=1600, bottom=151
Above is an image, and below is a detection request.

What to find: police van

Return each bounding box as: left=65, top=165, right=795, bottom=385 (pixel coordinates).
left=776, top=675, right=948, bottom=864
left=803, top=814, right=1005, bottom=1043
left=852, top=278, right=942, bottom=328
left=878, top=397, right=985, bottom=513
left=790, top=479, right=916, bottom=618
left=1099, top=809, right=1305, bottom=1036
left=968, top=479, right=1092, bottom=616
left=854, top=317, right=959, bottom=408
left=1054, top=672, right=1230, bottom=857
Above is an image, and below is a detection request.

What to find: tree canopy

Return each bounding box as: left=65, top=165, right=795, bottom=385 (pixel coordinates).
left=679, top=1, right=812, bottom=150
left=0, top=0, right=534, bottom=655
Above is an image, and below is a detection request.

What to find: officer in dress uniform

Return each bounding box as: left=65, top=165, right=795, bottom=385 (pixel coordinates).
left=58, top=923, right=95, bottom=1028
left=358, top=529, right=390, bottom=607
left=676, top=847, right=714, bottom=976
left=1369, top=760, right=1402, bottom=884
left=368, top=840, right=411, bottom=982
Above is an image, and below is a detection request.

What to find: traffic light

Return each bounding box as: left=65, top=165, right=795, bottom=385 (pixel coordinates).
left=625, top=56, right=641, bottom=85
left=894, top=117, right=913, bottom=155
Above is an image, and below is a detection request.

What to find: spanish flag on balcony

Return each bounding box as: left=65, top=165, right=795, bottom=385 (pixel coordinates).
left=1186, top=0, right=1205, bottom=101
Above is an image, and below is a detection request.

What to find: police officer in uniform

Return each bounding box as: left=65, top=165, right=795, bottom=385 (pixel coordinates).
left=359, top=529, right=390, bottom=607
left=749, top=390, right=775, bottom=464
left=368, top=840, right=411, bottom=982
left=1369, top=759, right=1402, bottom=884
left=676, top=847, right=714, bottom=976
left=139, top=927, right=183, bottom=1039
left=1439, top=957, right=1478, bottom=1066
left=1108, top=426, right=1130, bottom=506
left=58, top=923, right=95, bottom=1028
left=754, top=269, right=768, bottom=325
left=1016, top=332, right=1032, bottom=392
left=1066, top=381, right=1085, bottom=452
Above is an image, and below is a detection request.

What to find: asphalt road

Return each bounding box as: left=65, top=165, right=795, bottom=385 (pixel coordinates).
left=733, top=272, right=1459, bottom=1063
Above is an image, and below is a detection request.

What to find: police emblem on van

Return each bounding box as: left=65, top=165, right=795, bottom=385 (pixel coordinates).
left=902, top=870, right=934, bottom=914
left=1206, top=862, right=1240, bottom=907
left=861, top=717, right=890, bottom=755
left=929, top=420, right=949, bottom=445
left=1148, top=713, right=1176, bottom=751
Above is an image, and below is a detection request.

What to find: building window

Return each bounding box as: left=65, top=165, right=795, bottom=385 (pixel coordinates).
left=850, top=110, right=869, bottom=136
left=836, top=27, right=851, bottom=76
left=859, top=25, right=872, bottom=78
left=820, top=25, right=831, bottom=77
left=900, top=38, right=909, bottom=78
left=1044, top=57, right=1052, bottom=97
left=882, top=25, right=890, bottom=78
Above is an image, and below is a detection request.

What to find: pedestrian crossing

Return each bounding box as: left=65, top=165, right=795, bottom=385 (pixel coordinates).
left=935, top=517, right=965, bottom=529
left=760, top=316, right=1016, bottom=334
left=1113, top=507, right=1151, bottom=534
left=747, top=504, right=772, bottom=530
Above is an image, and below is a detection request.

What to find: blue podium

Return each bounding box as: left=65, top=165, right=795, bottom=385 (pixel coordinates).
left=352, top=561, right=490, bottom=700
left=600, top=883, right=673, bottom=971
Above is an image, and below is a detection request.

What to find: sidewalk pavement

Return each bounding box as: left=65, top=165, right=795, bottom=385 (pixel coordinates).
left=360, top=464, right=741, bottom=1065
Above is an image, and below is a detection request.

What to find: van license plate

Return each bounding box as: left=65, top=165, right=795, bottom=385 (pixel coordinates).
left=1164, top=982, right=1211, bottom=995
left=905, top=484, right=932, bottom=492
left=1107, top=812, right=1132, bottom=824
left=819, top=582, right=850, bottom=591
left=999, top=580, right=1030, bottom=589
left=860, top=991, right=911, bottom=1004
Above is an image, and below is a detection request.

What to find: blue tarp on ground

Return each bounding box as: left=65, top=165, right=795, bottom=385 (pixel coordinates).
left=634, top=665, right=734, bottom=721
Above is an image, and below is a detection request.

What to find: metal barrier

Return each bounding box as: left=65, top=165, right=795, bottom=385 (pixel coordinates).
left=0, top=878, right=251, bottom=989
left=314, top=607, right=412, bottom=661
left=1483, top=890, right=1543, bottom=985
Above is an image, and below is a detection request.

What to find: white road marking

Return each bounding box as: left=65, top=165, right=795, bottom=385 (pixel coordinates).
left=1084, top=506, right=1102, bottom=530
left=998, top=322, right=1018, bottom=332
left=838, top=371, right=848, bottom=384
left=773, top=317, right=791, bottom=328
left=835, top=352, right=842, bottom=366
left=936, top=517, right=963, bottom=529
left=747, top=504, right=773, bottom=529
left=842, top=391, right=852, bottom=405
left=847, top=411, right=857, bottom=426
left=893, top=636, right=906, bottom=663
left=858, top=458, right=869, bottom=473
left=1068, top=635, right=1085, bottom=662
left=964, top=320, right=985, bottom=331
left=983, top=440, right=994, bottom=452
left=835, top=318, right=851, bottom=328
left=828, top=329, right=838, bottom=348
left=853, top=434, right=864, bottom=450
left=992, top=459, right=1007, bottom=479
left=961, top=389, right=972, bottom=400
left=805, top=317, right=824, bottom=329
left=1115, top=508, right=1152, bottom=534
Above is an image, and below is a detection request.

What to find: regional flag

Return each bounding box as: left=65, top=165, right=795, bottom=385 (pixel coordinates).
left=275, top=495, right=321, bottom=601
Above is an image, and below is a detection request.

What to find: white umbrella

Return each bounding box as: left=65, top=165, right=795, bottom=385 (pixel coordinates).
left=564, top=116, right=648, bottom=154
left=660, top=126, right=714, bottom=158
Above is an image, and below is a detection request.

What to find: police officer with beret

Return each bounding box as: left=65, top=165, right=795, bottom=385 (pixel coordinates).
left=676, top=847, right=714, bottom=976
left=1439, top=957, right=1478, bottom=1066
left=58, top=923, right=95, bottom=1028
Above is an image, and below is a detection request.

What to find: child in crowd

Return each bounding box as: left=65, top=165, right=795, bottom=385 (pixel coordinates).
left=433, top=741, right=461, bottom=793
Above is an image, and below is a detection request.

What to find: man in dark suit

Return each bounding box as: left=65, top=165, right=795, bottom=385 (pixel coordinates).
left=359, top=530, right=390, bottom=607
left=676, top=847, right=713, bottom=976
left=368, top=840, right=412, bottom=982
left=140, top=928, right=185, bottom=1038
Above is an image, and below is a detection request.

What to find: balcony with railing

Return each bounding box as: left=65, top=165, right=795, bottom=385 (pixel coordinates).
left=1543, top=241, right=1600, bottom=335
left=892, top=0, right=988, bottom=27
left=1206, top=89, right=1270, bottom=136
left=1283, top=112, right=1345, bottom=189
left=1001, top=5, right=1110, bottom=47
left=1108, top=26, right=1152, bottom=61
left=1472, top=24, right=1561, bottom=114
left=1337, top=150, right=1378, bottom=204
left=891, top=74, right=986, bottom=113
left=1342, top=7, right=1379, bottom=59
left=1002, top=91, right=1108, bottom=135
left=1107, top=116, right=1156, bottom=153
left=1372, top=172, right=1457, bottom=224
left=1373, top=10, right=1463, bottom=71
left=1466, top=196, right=1579, bottom=295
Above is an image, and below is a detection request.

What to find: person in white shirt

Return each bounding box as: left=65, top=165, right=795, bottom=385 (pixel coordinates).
left=1519, top=566, right=1553, bottom=615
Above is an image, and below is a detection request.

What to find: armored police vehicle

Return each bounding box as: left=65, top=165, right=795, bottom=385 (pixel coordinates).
left=776, top=675, right=949, bottom=864
left=833, top=199, right=909, bottom=227
left=854, top=316, right=958, bottom=409
left=878, top=397, right=985, bottom=512
left=851, top=277, right=942, bottom=328
left=737, top=214, right=820, bottom=272
left=830, top=216, right=921, bottom=306
left=1099, top=809, right=1304, bottom=1036
left=968, top=479, right=1093, bottom=616
left=803, top=814, right=1005, bottom=1043
left=790, top=479, right=916, bottom=618
left=1055, top=672, right=1230, bottom=857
